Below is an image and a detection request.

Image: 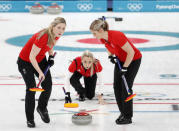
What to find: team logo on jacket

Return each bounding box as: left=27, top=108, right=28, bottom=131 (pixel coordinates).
left=111, top=43, right=115, bottom=48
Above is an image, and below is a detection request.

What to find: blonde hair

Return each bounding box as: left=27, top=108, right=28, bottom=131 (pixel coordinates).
left=90, top=19, right=109, bottom=31
left=82, top=50, right=95, bottom=77
left=37, top=17, right=66, bottom=48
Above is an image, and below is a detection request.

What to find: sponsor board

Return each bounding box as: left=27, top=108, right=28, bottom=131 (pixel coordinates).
left=0, top=1, right=106, bottom=12
left=113, top=1, right=179, bottom=12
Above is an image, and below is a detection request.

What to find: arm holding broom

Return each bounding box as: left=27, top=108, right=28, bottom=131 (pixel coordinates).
left=63, top=72, right=79, bottom=108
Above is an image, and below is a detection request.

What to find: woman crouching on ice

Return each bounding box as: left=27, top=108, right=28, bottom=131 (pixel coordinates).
left=64, top=50, right=105, bottom=104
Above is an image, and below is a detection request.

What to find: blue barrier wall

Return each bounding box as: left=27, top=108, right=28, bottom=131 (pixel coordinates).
left=0, top=0, right=179, bottom=12
left=113, top=0, right=179, bottom=12
left=0, top=0, right=107, bottom=12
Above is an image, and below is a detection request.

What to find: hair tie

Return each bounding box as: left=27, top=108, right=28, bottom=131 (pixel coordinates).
left=98, top=16, right=106, bottom=22
left=102, top=16, right=106, bottom=21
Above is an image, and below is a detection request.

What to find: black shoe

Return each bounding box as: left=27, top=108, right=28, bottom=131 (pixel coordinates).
left=27, top=120, right=35, bottom=128
left=37, top=107, right=50, bottom=123
left=116, top=116, right=132, bottom=125
left=116, top=114, right=124, bottom=121
left=115, top=114, right=124, bottom=124
left=79, top=94, right=85, bottom=101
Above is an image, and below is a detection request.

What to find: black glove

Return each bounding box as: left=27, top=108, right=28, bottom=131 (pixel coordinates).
left=119, top=67, right=127, bottom=76
left=108, top=56, right=117, bottom=64
left=48, top=55, right=54, bottom=67
left=65, top=92, right=72, bottom=103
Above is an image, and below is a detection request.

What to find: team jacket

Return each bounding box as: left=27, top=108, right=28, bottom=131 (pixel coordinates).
left=100, top=30, right=142, bottom=62
left=19, top=32, right=59, bottom=63
left=68, top=56, right=102, bottom=77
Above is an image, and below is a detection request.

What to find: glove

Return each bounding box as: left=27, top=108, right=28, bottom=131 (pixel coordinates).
left=65, top=92, right=72, bottom=103
left=119, top=67, right=127, bottom=76
left=108, top=56, right=117, bottom=64
left=48, top=55, right=54, bottom=67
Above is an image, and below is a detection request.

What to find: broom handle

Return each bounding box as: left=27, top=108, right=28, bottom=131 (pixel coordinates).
left=116, top=58, right=131, bottom=94
left=62, top=87, right=66, bottom=94
left=37, top=52, right=57, bottom=88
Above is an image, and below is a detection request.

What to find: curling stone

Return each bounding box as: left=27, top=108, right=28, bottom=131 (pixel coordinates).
left=72, top=112, right=92, bottom=125
left=47, top=3, right=62, bottom=14
left=29, top=3, right=44, bottom=14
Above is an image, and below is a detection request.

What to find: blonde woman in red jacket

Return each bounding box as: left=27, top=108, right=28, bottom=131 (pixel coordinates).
left=17, top=17, right=66, bottom=128
left=90, top=17, right=142, bottom=124
left=64, top=50, right=105, bottom=104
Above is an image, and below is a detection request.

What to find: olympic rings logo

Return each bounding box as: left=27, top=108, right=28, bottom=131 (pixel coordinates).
left=0, top=4, right=12, bottom=11
left=77, top=3, right=93, bottom=11
left=127, top=3, right=143, bottom=11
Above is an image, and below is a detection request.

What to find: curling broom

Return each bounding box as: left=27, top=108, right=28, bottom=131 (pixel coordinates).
left=62, top=87, right=79, bottom=108
left=116, top=57, right=136, bottom=102
left=29, top=52, right=57, bottom=92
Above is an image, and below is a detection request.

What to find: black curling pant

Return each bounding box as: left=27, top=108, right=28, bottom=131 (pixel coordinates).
left=70, top=71, right=97, bottom=100
left=17, top=57, right=52, bottom=121
left=113, top=58, right=141, bottom=119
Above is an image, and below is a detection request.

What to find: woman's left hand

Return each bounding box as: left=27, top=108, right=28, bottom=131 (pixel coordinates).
left=98, top=94, right=107, bottom=105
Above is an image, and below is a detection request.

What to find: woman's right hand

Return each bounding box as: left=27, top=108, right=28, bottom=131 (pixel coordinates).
left=39, top=72, right=45, bottom=81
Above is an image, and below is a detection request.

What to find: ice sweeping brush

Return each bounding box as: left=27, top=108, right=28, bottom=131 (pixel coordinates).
left=116, top=57, right=136, bottom=102
left=29, top=52, right=57, bottom=92
left=62, top=87, right=79, bottom=108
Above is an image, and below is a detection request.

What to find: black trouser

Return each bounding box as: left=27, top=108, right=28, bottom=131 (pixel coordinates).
left=17, top=57, right=52, bottom=121
left=113, top=58, right=141, bottom=119
left=70, top=71, right=97, bottom=100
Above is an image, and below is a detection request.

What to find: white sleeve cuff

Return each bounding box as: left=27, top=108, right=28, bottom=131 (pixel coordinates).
left=96, top=72, right=103, bottom=95
left=64, top=72, right=73, bottom=92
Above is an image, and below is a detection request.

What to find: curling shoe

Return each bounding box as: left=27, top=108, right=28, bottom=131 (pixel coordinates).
left=37, top=107, right=50, bottom=123
left=27, top=120, right=35, bottom=128
left=116, top=115, right=132, bottom=125
left=79, top=94, right=85, bottom=101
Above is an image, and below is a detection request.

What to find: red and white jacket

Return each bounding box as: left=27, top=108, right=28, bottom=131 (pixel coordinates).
left=100, top=30, right=142, bottom=62
left=19, top=32, right=59, bottom=63
left=68, top=56, right=102, bottom=77
left=65, top=56, right=103, bottom=95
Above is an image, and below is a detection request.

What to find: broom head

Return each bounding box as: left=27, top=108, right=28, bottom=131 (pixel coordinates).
left=64, top=103, right=79, bottom=108
left=29, top=88, right=44, bottom=92
left=125, top=94, right=136, bottom=102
